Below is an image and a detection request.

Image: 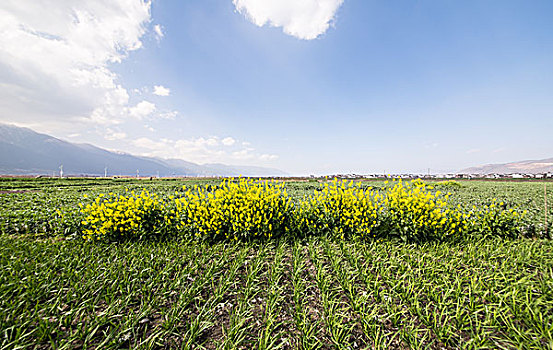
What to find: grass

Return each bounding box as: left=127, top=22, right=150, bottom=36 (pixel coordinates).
left=1, top=235, right=552, bottom=349
left=1, top=178, right=553, bottom=348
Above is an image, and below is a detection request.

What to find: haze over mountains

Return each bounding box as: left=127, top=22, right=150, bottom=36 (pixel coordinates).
left=459, top=158, right=553, bottom=175
left=2, top=123, right=552, bottom=177
left=0, top=124, right=286, bottom=177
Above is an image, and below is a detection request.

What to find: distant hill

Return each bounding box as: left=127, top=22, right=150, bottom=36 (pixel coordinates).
left=459, top=158, right=553, bottom=175
left=0, top=124, right=286, bottom=177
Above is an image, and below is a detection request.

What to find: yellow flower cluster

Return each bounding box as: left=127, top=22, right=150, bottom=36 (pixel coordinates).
left=173, top=178, right=292, bottom=240
left=77, top=179, right=525, bottom=242
left=79, top=190, right=167, bottom=240
left=384, top=179, right=468, bottom=241
left=296, top=179, right=383, bottom=238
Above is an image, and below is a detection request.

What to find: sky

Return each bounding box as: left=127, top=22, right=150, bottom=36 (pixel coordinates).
left=1, top=0, right=552, bottom=175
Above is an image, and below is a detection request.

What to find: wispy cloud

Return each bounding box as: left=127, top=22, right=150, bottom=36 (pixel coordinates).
left=232, top=148, right=255, bottom=160
left=132, top=136, right=278, bottom=164
left=259, top=154, right=279, bottom=161
left=153, top=24, right=164, bottom=41
left=159, top=111, right=178, bottom=120
left=105, top=128, right=127, bottom=141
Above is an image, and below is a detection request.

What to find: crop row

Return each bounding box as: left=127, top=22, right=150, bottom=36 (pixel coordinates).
left=2, top=178, right=551, bottom=239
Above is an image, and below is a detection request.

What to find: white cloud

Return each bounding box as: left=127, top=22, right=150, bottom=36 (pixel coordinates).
left=132, top=136, right=277, bottom=164
left=233, top=0, right=344, bottom=40
left=127, top=102, right=177, bottom=121
left=0, top=0, right=154, bottom=129
left=129, top=100, right=156, bottom=120
left=222, top=137, right=236, bottom=146
left=153, top=85, right=170, bottom=96
left=153, top=24, right=164, bottom=40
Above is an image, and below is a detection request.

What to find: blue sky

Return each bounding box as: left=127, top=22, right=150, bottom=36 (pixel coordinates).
left=1, top=0, right=552, bottom=175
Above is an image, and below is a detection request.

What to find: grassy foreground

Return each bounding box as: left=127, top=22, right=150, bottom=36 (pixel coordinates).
left=1, top=235, right=552, bottom=349
left=1, top=178, right=552, bottom=349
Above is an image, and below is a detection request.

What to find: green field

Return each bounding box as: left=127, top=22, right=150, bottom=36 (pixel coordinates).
left=1, top=178, right=552, bottom=349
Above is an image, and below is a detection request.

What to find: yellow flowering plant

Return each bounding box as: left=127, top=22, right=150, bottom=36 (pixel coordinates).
left=382, top=179, right=468, bottom=242
left=296, top=179, right=383, bottom=239
left=79, top=190, right=170, bottom=241
left=173, top=178, right=293, bottom=241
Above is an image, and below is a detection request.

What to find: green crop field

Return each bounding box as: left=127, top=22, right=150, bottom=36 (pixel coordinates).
left=1, top=178, right=552, bottom=349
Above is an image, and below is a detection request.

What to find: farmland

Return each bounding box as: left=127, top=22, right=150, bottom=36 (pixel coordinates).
left=1, top=178, right=553, bottom=349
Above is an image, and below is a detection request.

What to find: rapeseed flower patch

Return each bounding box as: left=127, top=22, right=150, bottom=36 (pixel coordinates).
left=296, top=179, right=383, bottom=238
left=77, top=179, right=526, bottom=242
left=173, top=178, right=293, bottom=240
left=80, top=189, right=168, bottom=240
left=383, top=179, right=469, bottom=241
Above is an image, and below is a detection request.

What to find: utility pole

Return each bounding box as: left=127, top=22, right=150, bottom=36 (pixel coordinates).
left=136, top=169, right=139, bottom=179
left=104, top=166, right=108, bottom=178
left=59, top=165, right=63, bottom=179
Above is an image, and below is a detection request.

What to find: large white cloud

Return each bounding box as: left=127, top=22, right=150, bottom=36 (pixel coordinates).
left=233, top=0, right=344, bottom=40
left=0, top=0, right=153, bottom=129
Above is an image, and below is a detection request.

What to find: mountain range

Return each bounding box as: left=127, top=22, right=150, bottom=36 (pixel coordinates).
left=0, top=124, right=286, bottom=177
left=459, top=158, right=553, bottom=175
